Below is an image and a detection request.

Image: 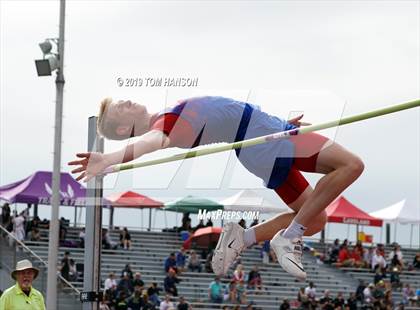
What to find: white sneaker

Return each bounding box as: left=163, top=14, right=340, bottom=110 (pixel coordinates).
left=211, top=222, right=245, bottom=276
left=270, top=229, right=306, bottom=281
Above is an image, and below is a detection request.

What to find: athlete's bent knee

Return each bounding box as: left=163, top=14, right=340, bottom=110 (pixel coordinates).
left=347, top=156, right=364, bottom=180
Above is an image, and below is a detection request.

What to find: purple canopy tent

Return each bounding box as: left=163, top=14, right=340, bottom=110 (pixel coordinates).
left=0, top=171, right=106, bottom=225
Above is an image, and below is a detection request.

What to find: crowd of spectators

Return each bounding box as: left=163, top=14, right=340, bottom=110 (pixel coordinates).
left=101, top=263, right=193, bottom=310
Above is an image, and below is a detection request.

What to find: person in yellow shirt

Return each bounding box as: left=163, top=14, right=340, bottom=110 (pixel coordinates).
left=0, top=259, right=45, bottom=310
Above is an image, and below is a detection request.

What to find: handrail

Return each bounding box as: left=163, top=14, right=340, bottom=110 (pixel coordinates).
left=0, top=224, right=80, bottom=295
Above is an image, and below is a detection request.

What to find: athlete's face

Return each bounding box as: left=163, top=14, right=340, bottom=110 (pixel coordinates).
left=107, top=100, right=149, bottom=136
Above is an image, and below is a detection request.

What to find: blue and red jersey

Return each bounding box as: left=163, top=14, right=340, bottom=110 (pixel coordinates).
left=149, top=96, right=296, bottom=189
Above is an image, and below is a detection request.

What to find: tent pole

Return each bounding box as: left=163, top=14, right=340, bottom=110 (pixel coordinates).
left=74, top=206, right=77, bottom=227
left=109, top=206, right=114, bottom=229
left=409, top=224, right=413, bottom=248
left=380, top=226, right=383, bottom=244
left=347, top=224, right=350, bottom=240
left=141, top=209, right=144, bottom=230
left=394, top=222, right=397, bottom=243
left=148, top=208, right=152, bottom=232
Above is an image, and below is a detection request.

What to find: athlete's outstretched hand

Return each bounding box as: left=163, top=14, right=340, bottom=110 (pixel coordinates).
left=68, top=152, right=110, bottom=182
left=288, top=114, right=311, bottom=127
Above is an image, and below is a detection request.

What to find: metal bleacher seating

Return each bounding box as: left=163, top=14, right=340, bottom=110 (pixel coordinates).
left=23, top=227, right=419, bottom=309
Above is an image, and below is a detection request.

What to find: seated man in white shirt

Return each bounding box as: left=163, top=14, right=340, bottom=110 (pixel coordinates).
left=371, top=248, right=387, bottom=270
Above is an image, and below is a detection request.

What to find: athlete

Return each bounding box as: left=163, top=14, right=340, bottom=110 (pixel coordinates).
left=69, top=96, right=364, bottom=280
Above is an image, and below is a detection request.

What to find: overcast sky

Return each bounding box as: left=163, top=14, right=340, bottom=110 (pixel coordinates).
left=1, top=1, right=419, bottom=245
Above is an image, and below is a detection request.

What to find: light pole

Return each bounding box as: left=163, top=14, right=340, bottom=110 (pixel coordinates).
left=35, top=1, right=66, bottom=309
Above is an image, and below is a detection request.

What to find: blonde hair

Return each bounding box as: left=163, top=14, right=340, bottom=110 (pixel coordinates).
left=97, top=97, right=129, bottom=140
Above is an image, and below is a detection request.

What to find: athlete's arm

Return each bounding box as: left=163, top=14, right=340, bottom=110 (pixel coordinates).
left=69, top=130, right=170, bottom=182
left=105, top=129, right=170, bottom=164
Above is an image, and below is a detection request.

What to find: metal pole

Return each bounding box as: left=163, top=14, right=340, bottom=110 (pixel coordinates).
left=148, top=208, right=152, bottom=231
left=46, top=1, right=65, bottom=309
left=83, top=116, right=104, bottom=310
left=74, top=206, right=77, bottom=227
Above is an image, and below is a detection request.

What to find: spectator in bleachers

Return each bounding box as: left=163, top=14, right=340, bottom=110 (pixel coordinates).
left=104, top=283, right=118, bottom=307
left=165, top=253, right=178, bottom=273
left=247, top=265, right=262, bottom=292
left=355, top=279, right=366, bottom=302
left=205, top=219, right=213, bottom=227
left=261, top=240, right=271, bottom=264
left=319, top=289, right=334, bottom=310
left=117, top=272, right=134, bottom=296
left=371, top=248, right=387, bottom=271
left=327, top=238, right=340, bottom=264
left=104, top=272, right=117, bottom=291
left=180, top=212, right=192, bottom=231
left=193, top=219, right=205, bottom=232
left=1, top=203, right=11, bottom=228
left=304, top=282, right=317, bottom=302
left=390, top=258, right=402, bottom=289
left=333, top=292, right=345, bottom=309
left=350, top=246, right=365, bottom=268
left=60, top=251, right=71, bottom=281
left=115, top=290, right=129, bottom=310
left=126, top=285, right=143, bottom=310
left=364, top=247, right=374, bottom=269
left=160, top=294, right=174, bottom=310
left=102, top=228, right=117, bottom=250
left=141, top=292, right=156, bottom=310
left=338, top=245, right=355, bottom=267
left=363, top=283, right=375, bottom=304
left=59, top=217, right=68, bottom=242
left=119, top=227, right=132, bottom=250
left=297, top=287, right=310, bottom=309
left=279, top=298, right=290, bottom=310
left=250, top=218, right=259, bottom=227
left=176, top=247, right=187, bottom=272
left=373, top=266, right=386, bottom=285
left=132, top=272, right=144, bottom=290
left=388, top=244, right=404, bottom=267
left=208, top=276, right=224, bottom=303
left=402, top=283, right=416, bottom=306
left=238, top=219, right=246, bottom=229
left=121, top=263, right=134, bottom=279
left=205, top=250, right=213, bottom=273
left=68, top=259, right=77, bottom=281
left=147, top=282, right=162, bottom=306
left=100, top=297, right=111, bottom=310
left=236, top=280, right=247, bottom=304
left=413, top=253, right=420, bottom=269
left=176, top=296, right=192, bottom=310
left=25, top=216, right=40, bottom=235
left=372, top=281, right=385, bottom=305
left=12, top=211, right=26, bottom=242
left=347, top=292, right=357, bottom=310
left=377, top=243, right=385, bottom=257
left=79, top=228, right=85, bottom=248
left=27, top=227, right=41, bottom=242
left=164, top=268, right=180, bottom=297
left=228, top=280, right=237, bottom=303
left=382, top=289, right=394, bottom=309
left=233, top=264, right=245, bottom=283
left=187, top=250, right=202, bottom=272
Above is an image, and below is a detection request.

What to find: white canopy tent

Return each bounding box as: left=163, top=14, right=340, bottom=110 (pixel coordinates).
left=369, top=200, right=420, bottom=246
left=219, top=189, right=289, bottom=214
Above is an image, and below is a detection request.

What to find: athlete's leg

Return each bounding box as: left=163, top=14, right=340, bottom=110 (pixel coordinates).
left=252, top=182, right=327, bottom=242
left=250, top=133, right=363, bottom=241
left=293, top=142, right=364, bottom=227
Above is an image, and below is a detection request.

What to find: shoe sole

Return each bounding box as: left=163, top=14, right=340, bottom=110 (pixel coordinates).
left=211, top=223, right=236, bottom=275
left=270, top=235, right=306, bottom=281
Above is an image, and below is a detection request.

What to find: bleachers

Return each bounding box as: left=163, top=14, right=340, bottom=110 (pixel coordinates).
left=22, top=227, right=419, bottom=309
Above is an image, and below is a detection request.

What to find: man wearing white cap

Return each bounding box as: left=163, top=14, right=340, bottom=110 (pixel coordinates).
left=0, top=259, right=45, bottom=309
